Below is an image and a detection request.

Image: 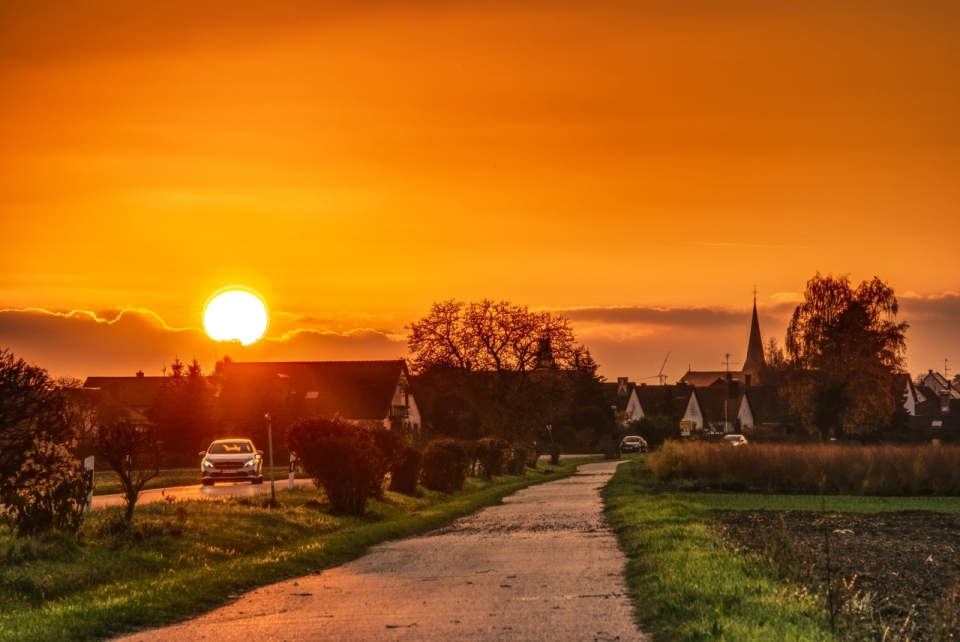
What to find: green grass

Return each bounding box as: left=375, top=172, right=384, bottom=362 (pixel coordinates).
left=1, top=458, right=593, bottom=642
left=606, top=457, right=831, bottom=641
left=92, top=467, right=309, bottom=496
left=605, top=456, right=960, bottom=641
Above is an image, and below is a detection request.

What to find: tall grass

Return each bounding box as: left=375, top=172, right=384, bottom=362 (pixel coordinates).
left=649, top=441, right=960, bottom=495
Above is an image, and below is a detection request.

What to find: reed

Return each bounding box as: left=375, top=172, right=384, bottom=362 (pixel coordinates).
left=648, top=441, right=960, bottom=495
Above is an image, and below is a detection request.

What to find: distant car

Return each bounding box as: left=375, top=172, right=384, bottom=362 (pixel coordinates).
left=200, top=439, right=264, bottom=485
left=619, top=435, right=648, bottom=453
left=723, top=434, right=749, bottom=447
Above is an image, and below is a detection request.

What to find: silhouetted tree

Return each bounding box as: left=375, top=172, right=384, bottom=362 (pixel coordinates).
left=89, top=419, right=162, bottom=522
left=0, top=350, right=91, bottom=535
left=147, top=357, right=216, bottom=463
left=784, top=274, right=908, bottom=440
left=408, top=300, right=609, bottom=442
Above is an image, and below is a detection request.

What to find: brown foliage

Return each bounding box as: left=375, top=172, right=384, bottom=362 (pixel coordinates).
left=649, top=441, right=960, bottom=495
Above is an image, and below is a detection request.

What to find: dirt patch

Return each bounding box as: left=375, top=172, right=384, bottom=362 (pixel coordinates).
left=714, top=510, right=960, bottom=640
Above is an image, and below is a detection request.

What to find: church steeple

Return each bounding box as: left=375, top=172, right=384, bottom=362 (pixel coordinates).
left=742, top=289, right=765, bottom=383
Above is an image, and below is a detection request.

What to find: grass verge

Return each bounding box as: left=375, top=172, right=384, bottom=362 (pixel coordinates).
left=605, top=456, right=831, bottom=641
left=605, top=456, right=960, bottom=641
left=2, top=457, right=593, bottom=642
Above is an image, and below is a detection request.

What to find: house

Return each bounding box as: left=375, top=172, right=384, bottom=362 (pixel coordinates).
left=679, top=296, right=765, bottom=388
left=633, top=383, right=693, bottom=422
left=681, top=376, right=743, bottom=434
left=903, top=370, right=960, bottom=432
left=737, top=387, right=791, bottom=429
left=602, top=377, right=643, bottom=419
left=81, top=370, right=164, bottom=424
left=217, top=360, right=421, bottom=434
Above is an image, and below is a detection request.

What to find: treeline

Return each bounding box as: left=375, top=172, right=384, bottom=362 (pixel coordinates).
left=406, top=299, right=618, bottom=448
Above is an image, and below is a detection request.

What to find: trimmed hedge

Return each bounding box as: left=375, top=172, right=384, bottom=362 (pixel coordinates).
left=389, top=446, right=422, bottom=495
left=475, top=438, right=512, bottom=480
left=286, top=417, right=390, bottom=515
left=420, top=439, right=472, bottom=493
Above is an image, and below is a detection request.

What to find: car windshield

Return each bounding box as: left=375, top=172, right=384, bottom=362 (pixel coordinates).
left=208, top=441, right=254, bottom=454
left=624, top=437, right=640, bottom=443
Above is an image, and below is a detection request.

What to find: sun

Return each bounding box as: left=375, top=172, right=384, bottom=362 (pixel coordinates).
left=203, top=289, right=269, bottom=345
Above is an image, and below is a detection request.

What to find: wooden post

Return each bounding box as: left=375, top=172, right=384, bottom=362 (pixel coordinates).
left=288, top=454, right=296, bottom=490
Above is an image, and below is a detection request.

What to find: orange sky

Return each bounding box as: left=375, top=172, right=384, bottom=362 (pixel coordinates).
left=1, top=1, right=959, bottom=379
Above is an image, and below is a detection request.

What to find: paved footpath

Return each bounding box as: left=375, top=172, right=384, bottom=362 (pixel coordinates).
left=117, top=461, right=645, bottom=642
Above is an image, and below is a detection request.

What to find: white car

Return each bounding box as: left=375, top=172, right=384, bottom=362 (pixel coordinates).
left=723, top=434, right=749, bottom=447
left=200, top=439, right=264, bottom=486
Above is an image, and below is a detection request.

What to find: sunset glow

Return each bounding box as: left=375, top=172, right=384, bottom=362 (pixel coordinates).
left=203, top=289, right=268, bottom=345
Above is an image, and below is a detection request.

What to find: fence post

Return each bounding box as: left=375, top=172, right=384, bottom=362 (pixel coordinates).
left=288, top=454, right=296, bottom=490
left=83, top=455, right=95, bottom=513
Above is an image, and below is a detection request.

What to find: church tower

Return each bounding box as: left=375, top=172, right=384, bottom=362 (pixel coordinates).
left=742, top=291, right=765, bottom=385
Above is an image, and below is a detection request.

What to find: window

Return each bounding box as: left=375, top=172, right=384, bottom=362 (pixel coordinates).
left=305, top=391, right=318, bottom=399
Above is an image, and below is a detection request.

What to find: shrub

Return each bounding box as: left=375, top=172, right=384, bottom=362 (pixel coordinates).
left=548, top=443, right=562, bottom=465
left=286, top=417, right=390, bottom=514
left=648, top=441, right=960, bottom=495
left=0, top=350, right=91, bottom=536
left=389, top=446, right=422, bottom=495
left=507, top=442, right=532, bottom=475
left=475, top=438, right=512, bottom=480
left=420, top=439, right=472, bottom=493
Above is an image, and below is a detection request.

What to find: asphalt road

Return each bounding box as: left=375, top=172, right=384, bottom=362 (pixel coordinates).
left=115, top=461, right=645, bottom=642
left=92, top=478, right=316, bottom=510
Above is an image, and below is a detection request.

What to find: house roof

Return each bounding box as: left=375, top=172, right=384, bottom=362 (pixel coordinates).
left=601, top=380, right=636, bottom=413
left=635, top=384, right=693, bottom=420
left=742, top=387, right=791, bottom=425
left=692, top=387, right=744, bottom=423
left=678, top=371, right=739, bottom=387
left=82, top=376, right=165, bottom=410
left=219, top=360, right=408, bottom=422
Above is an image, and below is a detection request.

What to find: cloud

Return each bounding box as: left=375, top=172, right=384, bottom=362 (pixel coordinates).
left=1, top=295, right=957, bottom=384
left=0, top=308, right=406, bottom=378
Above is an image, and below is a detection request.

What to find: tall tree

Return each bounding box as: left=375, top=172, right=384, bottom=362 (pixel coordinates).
left=408, top=300, right=609, bottom=442
left=147, top=357, right=216, bottom=462
left=784, top=273, right=908, bottom=439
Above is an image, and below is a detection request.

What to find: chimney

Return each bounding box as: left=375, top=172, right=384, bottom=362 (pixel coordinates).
left=728, top=377, right=739, bottom=399
left=744, top=373, right=752, bottom=387
left=136, top=370, right=144, bottom=378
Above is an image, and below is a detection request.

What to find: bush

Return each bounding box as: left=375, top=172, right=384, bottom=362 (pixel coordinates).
left=648, top=441, right=960, bottom=495
left=389, top=446, right=422, bottom=495
left=475, top=438, right=512, bottom=480
left=0, top=350, right=91, bottom=536
left=548, top=443, right=562, bottom=465
left=420, top=439, right=472, bottom=493
left=286, top=417, right=390, bottom=514
left=507, top=442, right=534, bottom=475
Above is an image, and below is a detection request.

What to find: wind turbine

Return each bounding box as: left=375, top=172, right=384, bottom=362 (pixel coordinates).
left=645, top=352, right=670, bottom=385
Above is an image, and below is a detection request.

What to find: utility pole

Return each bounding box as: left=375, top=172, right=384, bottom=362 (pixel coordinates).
left=265, top=413, right=276, bottom=504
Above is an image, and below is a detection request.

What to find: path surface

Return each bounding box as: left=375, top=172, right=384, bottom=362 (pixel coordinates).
left=92, top=479, right=315, bottom=510
left=116, top=461, right=645, bottom=642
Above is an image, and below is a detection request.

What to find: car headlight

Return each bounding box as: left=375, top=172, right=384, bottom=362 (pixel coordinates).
left=203, top=460, right=214, bottom=468
left=243, top=458, right=258, bottom=468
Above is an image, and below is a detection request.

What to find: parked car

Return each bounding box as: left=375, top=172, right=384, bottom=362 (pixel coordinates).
left=619, top=435, right=648, bottom=453
left=723, top=434, right=749, bottom=447
left=200, top=439, right=264, bottom=485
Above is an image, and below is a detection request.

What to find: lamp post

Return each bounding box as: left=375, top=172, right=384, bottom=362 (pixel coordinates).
left=265, top=413, right=276, bottom=503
